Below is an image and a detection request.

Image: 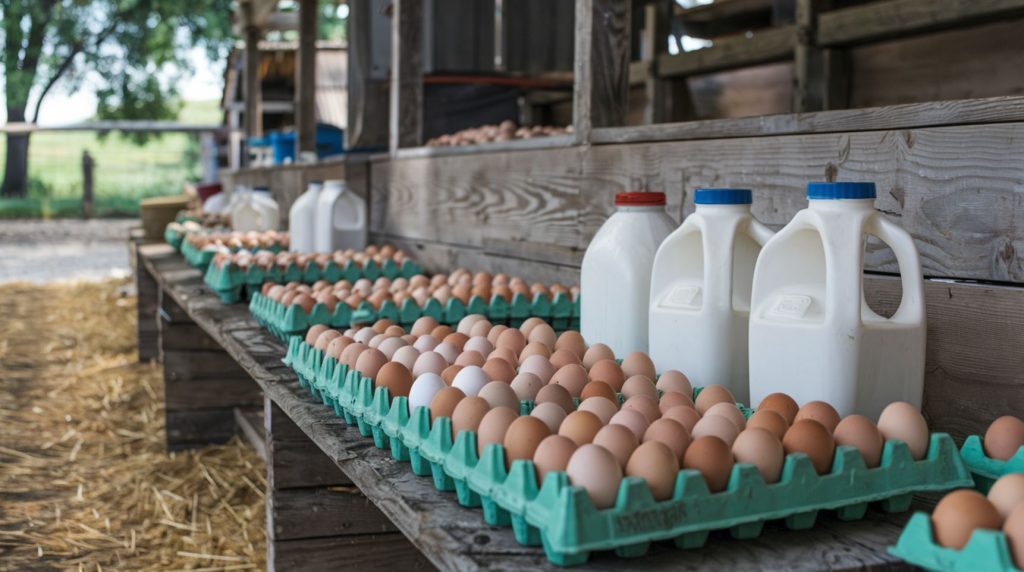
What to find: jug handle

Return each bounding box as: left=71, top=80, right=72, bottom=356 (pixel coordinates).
left=747, top=219, right=775, bottom=247
left=866, top=216, right=925, bottom=323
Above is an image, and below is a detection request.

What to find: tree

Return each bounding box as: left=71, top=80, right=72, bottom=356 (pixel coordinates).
left=1, top=0, right=234, bottom=197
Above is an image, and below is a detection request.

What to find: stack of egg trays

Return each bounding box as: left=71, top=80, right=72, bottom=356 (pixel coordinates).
left=959, top=435, right=1024, bottom=493
left=888, top=512, right=1019, bottom=571
left=284, top=339, right=973, bottom=567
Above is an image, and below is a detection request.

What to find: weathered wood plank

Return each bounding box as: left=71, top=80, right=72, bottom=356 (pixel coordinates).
left=234, top=407, right=267, bottom=462
left=573, top=0, right=633, bottom=142
left=657, top=25, right=796, bottom=78
left=347, top=0, right=390, bottom=150
left=295, top=0, right=318, bottom=155
left=266, top=399, right=352, bottom=489
left=268, top=533, right=435, bottom=572
left=390, top=0, right=424, bottom=152
left=269, top=487, right=397, bottom=540
left=165, top=409, right=237, bottom=450
left=135, top=253, right=160, bottom=362
left=159, top=321, right=230, bottom=352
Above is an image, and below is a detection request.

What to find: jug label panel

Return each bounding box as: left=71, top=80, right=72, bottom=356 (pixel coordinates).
left=661, top=285, right=702, bottom=309
left=768, top=294, right=812, bottom=319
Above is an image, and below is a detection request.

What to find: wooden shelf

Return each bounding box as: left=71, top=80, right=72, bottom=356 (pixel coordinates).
left=657, top=25, right=796, bottom=78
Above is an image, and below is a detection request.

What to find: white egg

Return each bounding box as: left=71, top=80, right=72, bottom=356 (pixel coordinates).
left=433, top=341, right=460, bottom=364
left=408, top=373, right=446, bottom=412
left=452, top=365, right=491, bottom=397
left=520, top=354, right=556, bottom=384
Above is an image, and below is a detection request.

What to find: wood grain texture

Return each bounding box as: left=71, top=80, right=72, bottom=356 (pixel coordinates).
left=234, top=407, right=268, bottom=462
left=390, top=0, right=424, bottom=152
left=818, top=0, right=1024, bottom=46
left=165, top=409, right=237, bottom=451
left=295, top=0, right=318, bottom=154
left=269, top=533, right=435, bottom=572
left=347, top=0, right=390, bottom=150
left=657, top=25, right=796, bottom=78
left=573, top=0, right=633, bottom=141
left=266, top=399, right=353, bottom=489
left=269, top=487, right=397, bottom=540
left=135, top=253, right=159, bottom=361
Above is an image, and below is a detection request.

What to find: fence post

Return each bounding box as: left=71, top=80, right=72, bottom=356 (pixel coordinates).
left=82, top=150, right=94, bottom=219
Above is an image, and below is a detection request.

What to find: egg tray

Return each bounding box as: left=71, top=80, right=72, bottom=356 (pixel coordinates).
left=959, top=435, right=1024, bottom=494
left=888, top=512, right=1020, bottom=572
left=179, top=240, right=287, bottom=272
left=164, top=226, right=187, bottom=251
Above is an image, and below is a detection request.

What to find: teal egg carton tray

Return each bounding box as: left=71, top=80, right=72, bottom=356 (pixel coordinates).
left=180, top=240, right=286, bottom=272
left=284, top=339, right=972, bottom=566
left=164, top=226, right=186, bottom=250
left=252, top=289, right=580, bottom=341
left=959, top=435, right=1024, bottom=493
left=888, top=512, right=1020, bottom=571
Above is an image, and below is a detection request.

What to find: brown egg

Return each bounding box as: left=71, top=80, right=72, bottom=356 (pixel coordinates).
left=623, top=395, right=661, bottom=424
left=589, top=359, right=626, bottom=392
left=482, top=357, right=517, bottom=383
left=476, top=406, right=519, bottom=456
left=783, top=420, right=836, bottom=475
left=305, top=324, right=330, bottom=346
left=430, top=324, right=453, bottom=339
left=795, top=401, right=841, bottom=434
left=531, top=402, right=568, bottom=434
left=627, top=441, right=679, bottom=501
left=325, top=336, right=354, bottom=359
left=536, top=383, right=575, bottom=414
left=582, top=343, right=615, bottom=369
left=527, top=323, right=557, bottom=349
left=384, top=325, right=406, bottom=338
left=732, top=428, right=785, bottom=484
left=694, top=385, right=735, bottom=415
left=375, top=362, right=414, bottom=399
left=593, top=424, right=639, bottom=468
left=455, top=350, right=486, bottom=367
left=758, top=393, right=799, bottom=425
left=549, top=348, right=583, bottom=369
left=656, top=370, right=692, bottom=397
left=292, top=293, right=316, bottom=313
left=579, top=396, right=619, bottom=425
left=932, top=489, right=1003, bottom=550
left=441, top=364, right=464, bottom=385
left=519, top=341, right=552, bottom=362
left=558, top=411, right=604, bottom=447
left=683, top=436, right=734, bottom=493
left=705, top=402, right=746, bottom=431
left=659, top=391, right=695, bottom=414
left=551, top=364, right=590, bottom=397
left=566, top=444, right=623, bottom=509
left=478, top=380, right=520, bottom=411
left=463, top=336, right=494, bottom=357
left=644, top=418, right=691, bottom=463
left=429, top=387, right=466, bottom=421
left=518, top=317, right=546, bottom=337
left=555, top=331, right=586, bottom=358
left=877, top=401, right=930, bottom=460
left=504, top=416, right=552, bottom=468
left=468, top=319, right=493, bottom=339
left=354, top=348, right=389, bottom=379
left=451, top=396, right=491, bottom=436
left=580, top=381, right=617, bottom=404
left=621, top=375, right=658, bottom=401
left=746, top=409, right=788, bottom=441
left=372, top=319, right=394, bottom=334
left=314, top=329, right=342, bottom=351
left=510, top=372, right=543, bottom=401
left=339, top=342, right=368, bottom=367
left=834, top=414, right=884, bottom=468
left=410, top=316, right=439, bottom=337
left=621, top=352, right=656, bottom=380
left=443, top=332, right=469, bottom=351
left=1005, top=503, right=1024, bottom=568
left=692, top=414, right=740, bottom=446
left=487, top=346, right=518, bottom=367
left=486, top=324, right=509, bottom=346
left=985, top=416, right=1024, bottom=461
left=533, top=435, right=578, bottom=483
left=496, top=328, right=527, bottom=354
left=610, top=408, right=650, bottom=441
left=663, top=405, right=702, bottom=434
left=988, top=474, right=1024, bottom=519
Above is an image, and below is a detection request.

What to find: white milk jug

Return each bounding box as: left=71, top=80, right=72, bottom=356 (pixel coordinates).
left=648, top=189, right=774, bottom=404
left=314, top=180, right=368, bottom=252
left=581, top=192, right=677, bottom=356
left=232, top=187, right=280, bottom=232
left=748, top=182, right=926, bottom=419
left=289, top=181, right=322, bottom=252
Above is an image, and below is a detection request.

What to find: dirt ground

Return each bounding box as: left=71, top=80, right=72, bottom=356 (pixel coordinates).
left=0, top=279, right=266, bottom=570
left=0, top=220, right=136, bottom=284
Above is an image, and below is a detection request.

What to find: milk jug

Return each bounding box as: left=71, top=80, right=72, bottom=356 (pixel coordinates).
left=289, top=181, right=322, bottom=252
left=232, top=187, right=280, bottom=232
left=648, top=189, right=774, bottom=404
left=748, top=182, right=926, bottom=419
left=314, top=180, right=367, bottom=252
left=581, top=192, right=677, bottom=356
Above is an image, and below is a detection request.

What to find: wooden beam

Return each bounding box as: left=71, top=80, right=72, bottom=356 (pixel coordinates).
left=645, top=1, right=694, bottom=123
left=389, top=0, right=424, bottom=153
left=347, top=0, right=390, bottom=150
left=243, top=7, right=263, bottom=165
left=657, top=24, right=796, bottom=78
left=234, top=407, right=267, bottom=462
left=295, top=0, right=318, bottom=157
left=794, top=0, right=849, bottom=112
left=573, top=0, right=633, bottom=143
left=818, top=0, right=1024, bottom=47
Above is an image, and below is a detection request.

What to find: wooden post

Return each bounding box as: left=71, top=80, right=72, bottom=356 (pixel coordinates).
left=81, top=150, right=94, bottom=219
left=296, top=0, right=318, bottom=159
left=389, top=0, right=424, bottom=153
left=347, top=0, right=390, bottom=150
left=573, top=0, right=633, bottom=143
left=645, top=0, right=694, bottom=124
left=794, top=0, right=849, bottom=112
left=244, top=6, right=263, bottom=165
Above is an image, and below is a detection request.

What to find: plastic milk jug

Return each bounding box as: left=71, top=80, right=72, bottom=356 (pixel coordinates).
left=232, top=187, right=280, bottom=232
left=581, top=192, right=677, bottom=356
left=314, top=179, right=368, bottom=252
left=748, top=182, right=926, bottom=419
left=648, top=189, right=774, bottom=404
left=289, top=181, right=322, bottom=252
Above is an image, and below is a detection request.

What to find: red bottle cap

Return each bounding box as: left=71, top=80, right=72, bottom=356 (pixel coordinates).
left=615, top=192, right=666, bottom=206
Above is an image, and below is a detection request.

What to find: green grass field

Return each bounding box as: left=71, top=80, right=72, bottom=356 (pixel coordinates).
left=0, top=99, right=221, bottom=218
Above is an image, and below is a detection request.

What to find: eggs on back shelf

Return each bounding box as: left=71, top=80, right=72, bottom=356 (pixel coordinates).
left=307, top=314, right=940, bottom=512
left=929, top=474, right=1024, bottom=567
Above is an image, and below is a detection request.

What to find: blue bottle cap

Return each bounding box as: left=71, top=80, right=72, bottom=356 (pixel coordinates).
left=807, top=182, right=876, bottom=200
left=694, top=188, right=752, bottom=205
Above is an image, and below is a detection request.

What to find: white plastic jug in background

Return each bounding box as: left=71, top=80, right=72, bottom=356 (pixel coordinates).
left=748, top=182, right=926, bottom=419
left=314, top=180, right=367, bottom=252
left=289, top=181, right=323, bottom=252
left=581, top=192, right=677, bottom=357
left=648, top=189, right=774, bottom=404
left=231, top=187, right=280, bottom=232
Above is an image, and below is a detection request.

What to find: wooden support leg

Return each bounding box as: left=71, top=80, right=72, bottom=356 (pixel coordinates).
left=264, top=400, right=434, bottom=571
left=158, top=289, right=263, bottom=450
left=135, top=248, right=159, bottom=362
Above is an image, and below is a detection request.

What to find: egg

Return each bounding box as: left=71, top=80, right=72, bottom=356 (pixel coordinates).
left=429, top=386, right=466, bottom=421
left=391, top=345, right=421, bottom=370
left=732, top=428, right=785, bottom=484
left=833, top=414, right=884, bottom=468
left=627, top=441, right=679, bottom=501
left=443, top=332, right=469, bottom=351
left=692, top=414, right=740, bottom=446
left=372, top=319, right=394, bottom=334
left=374, top=362, right=413, bottom=399
left=476, top=407, right=520, bottom=456
left=519, top=355, right=556, bottom=384
left=412, top=351, right=448, bottom=377
left=433, top=341, right=460, bottom=364
left=757, top=392, right=800, bottom=425
left=783, top=419, right=836, bottom=475
left=1005, top=503, right=1024, bottom=568
left=573, top=396, right=613, bottom=424
left=440, top=364, right=463, bottom=384
left=510, top=372, right=544, bottom=401
left=488, top=346, right=518, bottom=365
left=496, top=328, right=527, bottom=354
left=593, top=424, right=639, bottom=468
left=589, top=359, right=626, bottom=392
left=304, top=324, right=330, bottom=346
left=353, top=327, right=376, bottom=345
left=795, top=401, right=841, bottom=433
left=558, top=411, right=604, bottom=446
left=536, top=383, right=575, bottom=414
left=457, top=314, right=485, bottom=335
left=643, top=418, right=690, bottom=462
left=528, top=323, right=557, bottom=349
left=555, top=331, right=586, bottom=358
left=413, top=335, right=440, bottom=352
left=339, top=342, right=368, bottom=367
left=582, top=343, right=615, bottom=369
left=409, top=373, right=447, bottom=412
left=984, top=416, right=1024, bottom=461
left=610, top=408, right=650, bottom=441
left=452, top=365, right=490, bottom=397
left=504, top=416, right=552, bottom=468
left=486, top=324, right=509, bottom=346
left=519, top=341, right=552, bottom=362
left=522, top=394, right=568, bottom=431
left=988, top=474, right=1024, bottom=519
left=355, top=348, right=389, bottom=379
left=410, top=316, right=439, bottom=336
left=550, top=364, right=589, bottom=397
left=566, top=444, right=623, bottom=509
left=683, top=436, right=734, bottom=493
left=469, top=319, right=494, bottom=339
left=746, top=409, right=788, bottom=441
left=623, top=395, right=661, bottom=424
left=478, top=381, right=520, bottom=411
left=464, top=336, right=494, bottom=357
left=313, top=329, right=340, bottom=351
left=432, top=326, right=453, bottom=341
left=622, top=375, right=658, bottom=401
left=932, top=489, right=1003, bottom=549
left=533, top=435, right=578, bottom=482
left=518, top=317, right=546, bottom=337
left=325, top=336, right=353, bottom=359
left=877, top=401, right=930, bottom=460
left=662, top=405, right=701, bottom=433
left=705, top=402, right=746, bottom=431
left=482, top=357, right=517, bottom=382
left=580, top=381, right=618, bottom=404
left=451, top=396, right=491, bottom=436
left=368, top=333, right=389, bottom=349
left=550, top=349, right=582, bottom=369
left=655, top=369, right=692, bottom=397
left=694, top=385, right=734, bottom=415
